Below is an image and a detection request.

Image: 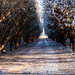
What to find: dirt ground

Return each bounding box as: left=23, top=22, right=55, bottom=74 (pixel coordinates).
left=0, top=38, right=75, bottom=75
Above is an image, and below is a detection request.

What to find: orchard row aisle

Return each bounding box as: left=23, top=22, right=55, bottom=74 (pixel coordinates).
left=0, top=0, right=75, bottom=74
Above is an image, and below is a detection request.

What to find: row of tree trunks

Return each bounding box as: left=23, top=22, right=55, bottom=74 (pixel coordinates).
left=44, top=1, right=75, bottom=51
left=0, top=0, right=42, bottom=53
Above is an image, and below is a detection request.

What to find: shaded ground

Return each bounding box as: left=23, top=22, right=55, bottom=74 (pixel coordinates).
left=0, top=38, right=75, bottom=75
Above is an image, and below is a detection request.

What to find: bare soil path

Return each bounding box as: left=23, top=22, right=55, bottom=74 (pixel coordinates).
left=0, top=38, right=75, bottom=75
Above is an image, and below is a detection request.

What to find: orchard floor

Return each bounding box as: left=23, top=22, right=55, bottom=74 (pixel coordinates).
left=0, top=38, right=75, bottom=75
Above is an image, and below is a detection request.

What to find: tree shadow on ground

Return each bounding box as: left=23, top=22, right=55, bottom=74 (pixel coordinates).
left=0, top=71, right=75, bottom=75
